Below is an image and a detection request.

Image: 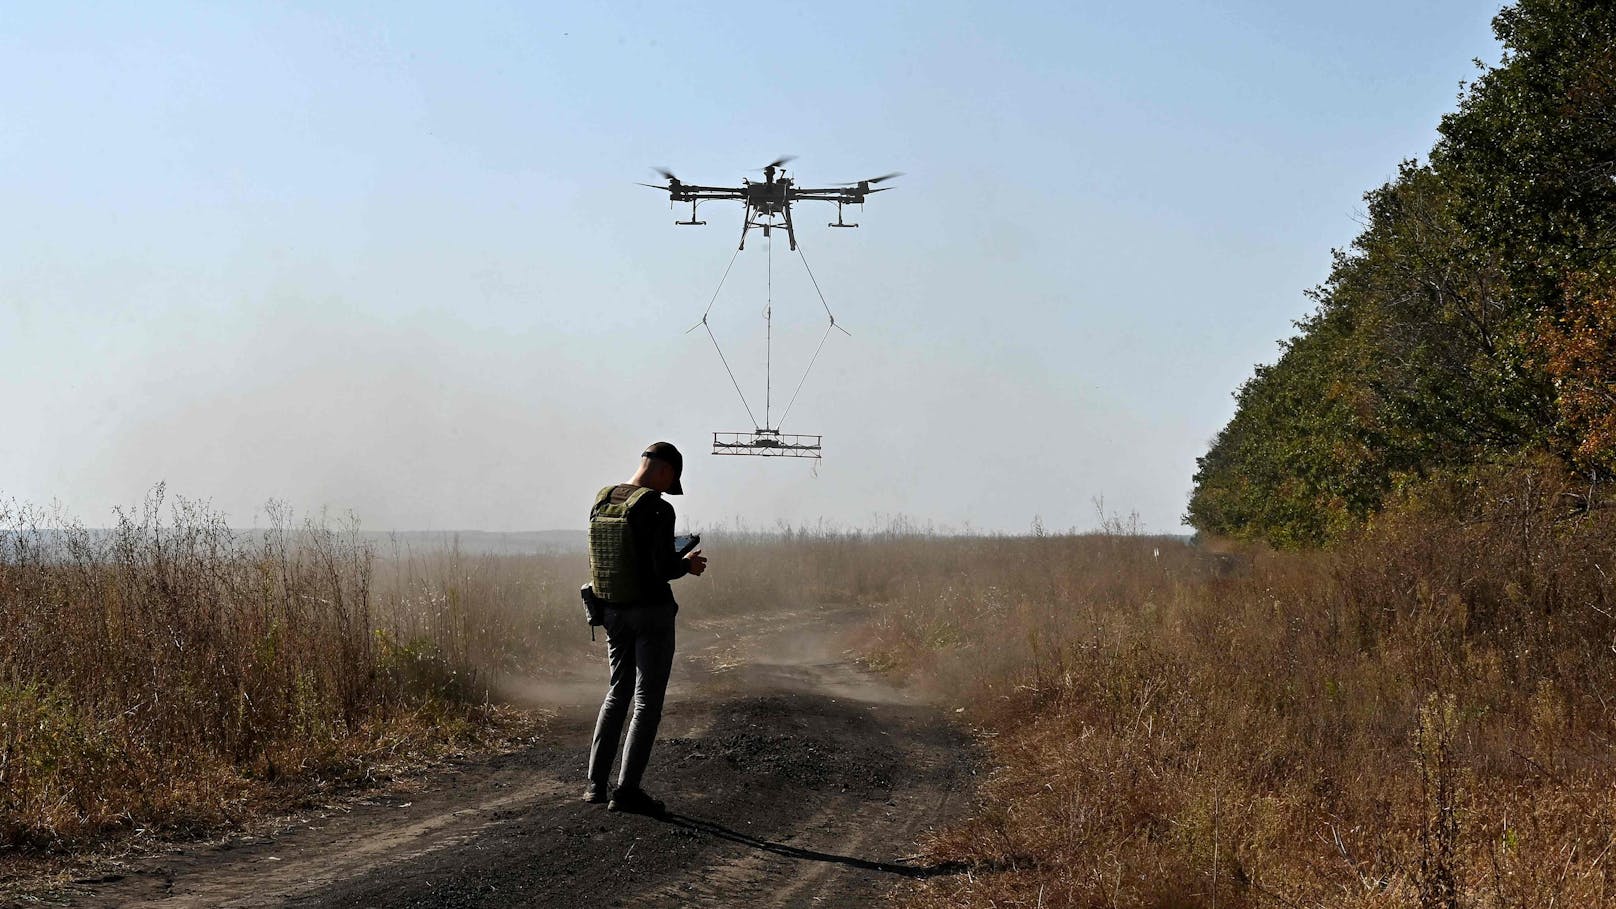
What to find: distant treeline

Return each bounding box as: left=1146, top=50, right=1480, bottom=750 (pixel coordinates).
left=0, top=527, right=589, bottom=558
left=1187, top=0, right=1616, bottom=546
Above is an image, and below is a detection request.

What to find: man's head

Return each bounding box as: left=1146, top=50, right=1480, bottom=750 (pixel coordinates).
left=635, top=441, right=684, bottom=495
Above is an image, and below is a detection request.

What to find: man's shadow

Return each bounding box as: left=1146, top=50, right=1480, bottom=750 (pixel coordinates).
left=657, top=812, right=966, bottom=879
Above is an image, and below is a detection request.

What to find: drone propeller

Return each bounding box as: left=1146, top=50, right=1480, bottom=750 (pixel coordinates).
left=653, top=167, right=682, bottom=183
left=636, top=182, right=671, bottom=190
left=760, top=155, right=796, bottom=170
left=836, top=172, right=903, bottom=186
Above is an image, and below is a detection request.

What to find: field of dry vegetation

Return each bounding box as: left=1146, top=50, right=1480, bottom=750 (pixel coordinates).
left=0, top=489, right=517, bottom=855
left=379, top=484, right=1616, bottom=907
left=5, top=474, right=1614, bottom=907
left=856, top=470, right=1616, bottom=908
left=0, top=489, right=875, bottom=861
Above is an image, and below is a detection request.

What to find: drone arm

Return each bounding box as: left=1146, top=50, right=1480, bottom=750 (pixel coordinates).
left=791, top=186, right=879, bottom=197
left=789, top=190, right=883, bottom=204
left=674, top=186, right=747, bottom=197
left=652, top=186, right=747, bottom=204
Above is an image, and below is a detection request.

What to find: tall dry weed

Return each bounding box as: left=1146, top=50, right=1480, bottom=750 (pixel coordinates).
left=0, top=502, right=955, bottom=850
left=840, top=469, right=1616, bottom=907
left=0, top=488, right=506, bottom=849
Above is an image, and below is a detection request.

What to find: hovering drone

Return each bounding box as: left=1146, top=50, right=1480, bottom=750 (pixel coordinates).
left=639, top=156, right=901, bottom=252
left=641, top=157, right=899, bottom=460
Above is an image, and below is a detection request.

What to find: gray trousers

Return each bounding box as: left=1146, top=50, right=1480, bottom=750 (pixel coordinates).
left=587, top=604, right=676, bottom=791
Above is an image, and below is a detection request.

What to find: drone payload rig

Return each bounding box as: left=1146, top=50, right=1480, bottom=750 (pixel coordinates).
left=712, top=429, right=823, bottom=458
left=640, top=157, right=899, bottom=459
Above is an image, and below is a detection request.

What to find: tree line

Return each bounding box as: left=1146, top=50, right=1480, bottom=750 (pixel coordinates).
left=1187, top=0, right=1616, bottom=546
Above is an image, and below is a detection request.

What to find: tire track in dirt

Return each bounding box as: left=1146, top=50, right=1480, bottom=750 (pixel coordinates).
left=113, top=778, right=570, bottom=908
left=50, top=608, right=976, bottom=908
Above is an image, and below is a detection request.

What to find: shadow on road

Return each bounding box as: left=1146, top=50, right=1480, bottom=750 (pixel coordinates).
left=659, top=812, right=966, bottom=879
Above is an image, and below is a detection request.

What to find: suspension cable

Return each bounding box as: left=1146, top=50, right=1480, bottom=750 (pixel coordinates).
left=687, top=229, right=849, bottom=433
left=704, top=321, right=759, bottom=429
left=764, top=233, right=773, bottom=428
left=777, top=320, right=834, bottom=428
left=686, top=245, right=744, bottom=332
left=776, top=241, right=850, bottom=429
left=687, top=243, right=758, bottom=427
left=795, top=242, right=851, bottom=336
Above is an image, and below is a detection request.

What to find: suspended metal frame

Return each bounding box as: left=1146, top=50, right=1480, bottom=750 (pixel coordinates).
left=712, top=430, right=823, bottom=459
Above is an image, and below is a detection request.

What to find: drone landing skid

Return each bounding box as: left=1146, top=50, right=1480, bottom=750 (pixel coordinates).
left=712, top=430, right=822, bottom=459
left=677, top=199, right=705, bottom=226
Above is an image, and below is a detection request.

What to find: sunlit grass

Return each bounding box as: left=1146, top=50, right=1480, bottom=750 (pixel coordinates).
left=7, top=479, right=1610, bottom=907
left=854, top=474, right=1616, bottom=908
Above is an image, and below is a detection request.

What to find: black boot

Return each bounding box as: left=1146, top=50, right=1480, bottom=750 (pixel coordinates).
left=607, top=786, right=665, bottom=816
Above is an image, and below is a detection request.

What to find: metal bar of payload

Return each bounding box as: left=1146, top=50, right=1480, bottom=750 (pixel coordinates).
left=711, top=431, right=822, bottom=459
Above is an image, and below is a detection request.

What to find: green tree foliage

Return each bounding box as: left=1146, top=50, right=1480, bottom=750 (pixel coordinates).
left=1435, top=0, right=1616, bottom=293
left=1188, top=0, right=1616, bottom=546
left=1186, top=304, right=1392, bottom=547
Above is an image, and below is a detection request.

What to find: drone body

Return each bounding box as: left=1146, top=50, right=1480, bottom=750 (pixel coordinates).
left=639, top=156, right=900, bottom=251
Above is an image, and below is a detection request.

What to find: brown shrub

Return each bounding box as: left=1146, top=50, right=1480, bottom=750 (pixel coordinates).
left=11, top=479, right=1614, bottom=908
left=0, top=502, right=961, bottom=850
left=849, top=474, right=1616, bottom=907
left=0, top=488, right=506, bottom=849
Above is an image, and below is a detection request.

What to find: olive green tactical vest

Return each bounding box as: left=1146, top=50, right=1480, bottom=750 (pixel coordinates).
left=588, top=484, right=657, bottom=604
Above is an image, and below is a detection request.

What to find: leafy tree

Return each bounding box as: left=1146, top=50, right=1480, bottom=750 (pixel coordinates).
left=1188, top=0, right=1616, bottom=545
left=1350, top=163, right=1553, bottom=462
left=1187, top=302, right=1392, bottom=547
left=1435, top=0, right=1616, bottom=296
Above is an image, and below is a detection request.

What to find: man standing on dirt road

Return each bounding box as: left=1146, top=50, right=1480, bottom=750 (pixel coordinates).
left=584, top=441, right=707, bottom=816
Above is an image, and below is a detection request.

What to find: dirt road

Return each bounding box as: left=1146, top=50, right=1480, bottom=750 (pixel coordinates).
left=54, top=608, right=975, bottom=908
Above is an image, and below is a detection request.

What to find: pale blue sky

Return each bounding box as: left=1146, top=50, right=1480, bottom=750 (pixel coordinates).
left=1, top=1, right=1503, bottom=533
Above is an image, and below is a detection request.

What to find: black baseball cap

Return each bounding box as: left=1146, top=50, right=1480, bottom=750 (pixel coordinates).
left=642, top=441, right=684, bottom=495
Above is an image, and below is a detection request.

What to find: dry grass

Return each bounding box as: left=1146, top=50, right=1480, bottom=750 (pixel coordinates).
left=352, top=507, right=1616, bottom=905
left=845, top=473, right=1616, bottom=908
left=0, top=487, right=524, bottom=852
left=366, top=523, right=883, bottom=689
left=8, top=477, right=1613, bottom=907
left=0, top=494, right=918, bottom=854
